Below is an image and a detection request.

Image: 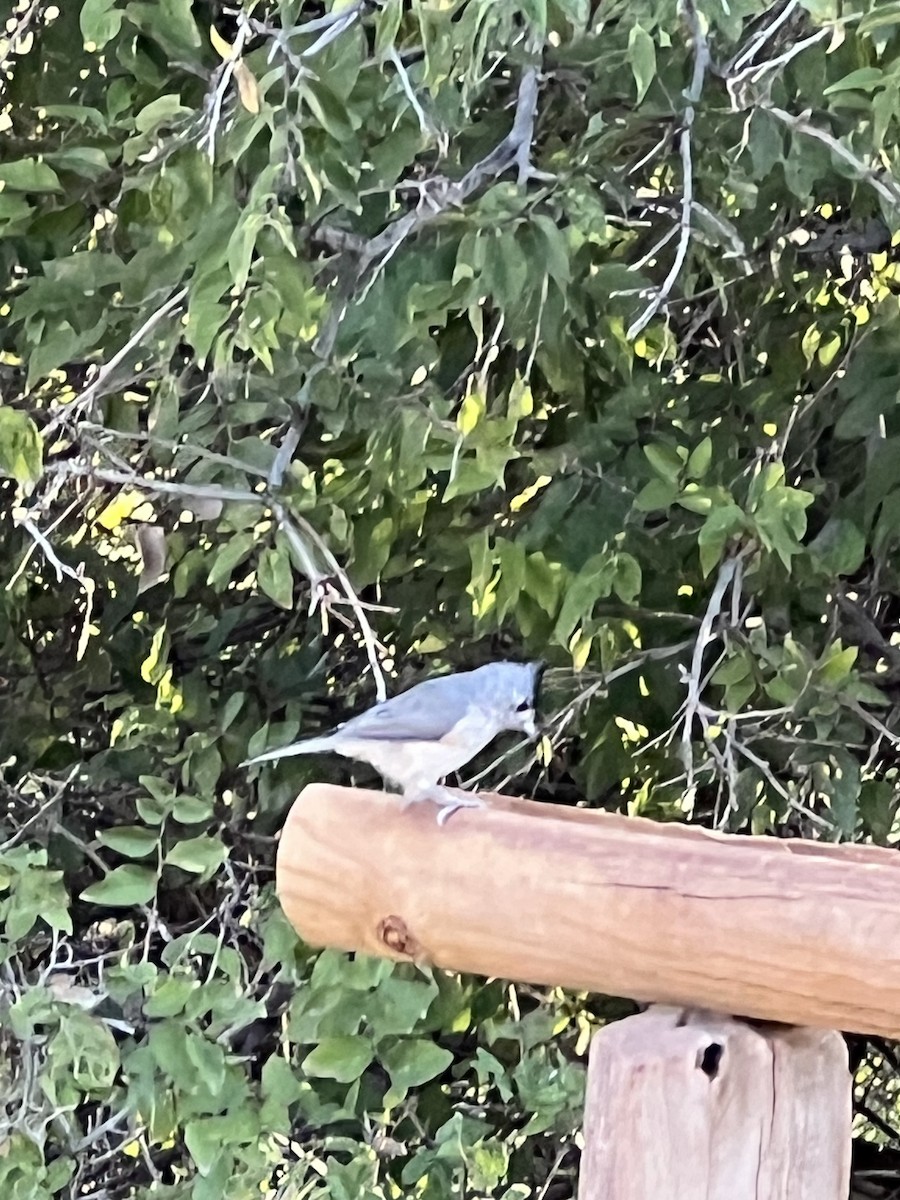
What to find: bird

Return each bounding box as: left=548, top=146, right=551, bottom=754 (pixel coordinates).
left=242, top=660, right=542, bottom=824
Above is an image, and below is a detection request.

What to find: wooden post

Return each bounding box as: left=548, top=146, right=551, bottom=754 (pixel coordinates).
left=275, top=784, right=900, bottom=1037
left=579, top=1007, right=851, bottom=1200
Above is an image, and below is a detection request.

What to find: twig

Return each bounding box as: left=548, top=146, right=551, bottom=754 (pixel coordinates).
left=17, top=517, right=80, bottom=585
left=287, top=509, right=388, bottom=702
left=679, top=552, right=743, bottom=787
left=78, top=422, right=272, bottom=480
left=508, top=67, right=548, bottom=186
left=388, top=45, right=430, bottom=136
left=6, top=497, right=80, bottom=591
left=198, top=17, right=251, bottom=161
left=43, top=287, right=189, bottom=435
left=731, top=740, right=835, bottom=832
left=627, top=127, right=675, bottom=178
left=267, top=364, right=325, bottom=489
left=726, top=27, right=829, bottom=92
left=727, top=0, right=799, bottom=75
left=13, top=515, right=96, bottom=660
left=47, top=461, right=261, bottom=503
left=257, top=4, right=362, bottom=42
left=329, top=66, right=550, bottom=318
left=52, top=822, right=110, bottom=873
left=250, top=2, right=362, bottom=73
left=843, top=700, right=900, bottom=749
left=627, top=0, right=708, bottom=339
left=1, top=767, right=79, bottom=851
left=45, top=459, right=390, bottom=691
left=766, top=106, right=900, bottom=209
left=691, top=201, right=749, bottom=264
left=631, top=226, right=679, bottom=274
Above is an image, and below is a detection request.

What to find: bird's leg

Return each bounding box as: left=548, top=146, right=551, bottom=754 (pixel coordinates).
left=402, top=784, right=487, bottom=825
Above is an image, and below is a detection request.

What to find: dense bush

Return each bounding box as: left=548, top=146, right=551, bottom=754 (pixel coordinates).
left=4, top=0, right=900, bottom=1195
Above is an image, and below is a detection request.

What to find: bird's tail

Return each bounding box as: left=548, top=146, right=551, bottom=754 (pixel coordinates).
left=241, top=736, right=336, bottom=768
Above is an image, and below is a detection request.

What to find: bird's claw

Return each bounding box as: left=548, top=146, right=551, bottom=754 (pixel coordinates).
left=403, top=786, right=486, bottom=826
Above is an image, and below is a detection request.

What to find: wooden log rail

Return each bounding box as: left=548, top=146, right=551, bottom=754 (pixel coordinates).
left=276, top=784, right=900, bottom=1038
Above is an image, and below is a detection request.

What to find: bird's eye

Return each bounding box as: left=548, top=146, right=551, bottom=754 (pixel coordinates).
left=515, top=700, right=531, bottom=712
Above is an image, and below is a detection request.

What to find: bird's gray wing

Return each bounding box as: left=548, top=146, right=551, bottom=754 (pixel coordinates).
left=338, top=675, right=472, bottom=742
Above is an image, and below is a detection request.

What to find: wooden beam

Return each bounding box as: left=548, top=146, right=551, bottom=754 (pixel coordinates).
left=578, top=1007, right=851, bottom=1200
left=276, top=784, right=900, bottom=1037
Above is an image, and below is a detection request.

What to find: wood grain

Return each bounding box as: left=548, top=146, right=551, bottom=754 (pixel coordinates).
left=579, top=1008, right=850, bottom=1200
left=276, top=784, right=900, bottom=1036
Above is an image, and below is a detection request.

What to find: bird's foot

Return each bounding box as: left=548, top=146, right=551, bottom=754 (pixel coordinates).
left=402, top=785, right=486, bottom=826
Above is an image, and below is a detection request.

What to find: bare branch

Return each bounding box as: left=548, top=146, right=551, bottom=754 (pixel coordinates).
left=726, top=27, right=829, bottom=92
left=198, top=18, right=252, bottom=161
left=249, top=2, right=362, bottom=78
left=47, top=461, right=262, bottom=504
left=627, top=0, right=709, bottom=339
left=46, top=458, right=389, bottom=697
left=728, top=0, right=799, bottom=75
left=78, top=422, right=272, bottom=480
left=679, top=551, right=744, bottom=788
left=731, top=740, right=835, bottom=832
left=285, top=507, right=388, bottom=702
left=388, top=45, right=431, bottom=136
left=316, top=65, right=550, bottom=342
left=765, top=106, right=900, bottom=210
left=12, top=514, right=96, bottom=660
left=43, top=287, right=189, bottom=435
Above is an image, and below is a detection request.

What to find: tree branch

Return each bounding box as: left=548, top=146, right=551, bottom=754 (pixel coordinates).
left=627, top=0, right=709, bottom=339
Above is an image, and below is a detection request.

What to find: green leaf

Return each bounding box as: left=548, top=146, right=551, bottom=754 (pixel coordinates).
left=303, top=1036, right=374, bottom=1082
left=0, top=160, right=62, bottom=192
left=375, top=0, right=403, bottom=58
left=144, top=974, right=199, bottom=1018
left=627, top=25, right=656, bottom=103
left=825, top=751, right=860, bottom=837
left=859, top=2, right=900, bottom=32
left=220, top=692, right=245, bottom=733
left=808, top=518, right=866, bottom=577
left=137, top=776, right=175, bottom=824
left=859, top=780, right=895, bottom=841
left=612, top=553, right=642, bottom=604
left=260, top=1055, right=303, bottom=1131
left=80, top=865, right=157, bottom=907
left=643, top=443, right=683, bottom=485
left=80, top=0, right=124, bottom=47
left=753, top=486, right=813, bottom=570
left=0, top=408, right=43, bottom=484
left=469, top=1141, right=511, bottom=1192
left=207, top=533, right=255, bottom=589
left=634, top=478, right=677, bottom=511
left=685, top=436, right=713, bottom=480
left=381, top=1038, right=453, bottom=1093
left=165, top=836, right=227, bottom=876
left=257, top=546, right=294, bottom=610
left=172, top=794, right=215, bottom=823
left=554, top=554, right=613, bottom=642
left=698, top=504, right=746, bottom=577
left=817, top=643, right=858, bottom=687
left=367, top=976, right=439, bottom=1037
left=823, top=68, right=884, bottom=96
left=97, top=826, right=159, bottom=858
left=524, top=552, right=561, bottom=616
left=184, top=1120, right=224, bottom=1177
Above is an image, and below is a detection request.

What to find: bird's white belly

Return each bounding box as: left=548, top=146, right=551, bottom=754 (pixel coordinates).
left=333, top=718, right=497, bottom=791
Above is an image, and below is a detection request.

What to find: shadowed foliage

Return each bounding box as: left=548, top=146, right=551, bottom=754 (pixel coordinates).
left=3, top=0, right=900, bottom=1195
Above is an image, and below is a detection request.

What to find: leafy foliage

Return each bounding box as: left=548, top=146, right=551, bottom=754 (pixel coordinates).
left=4, top=0, right=900, bottom=1194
